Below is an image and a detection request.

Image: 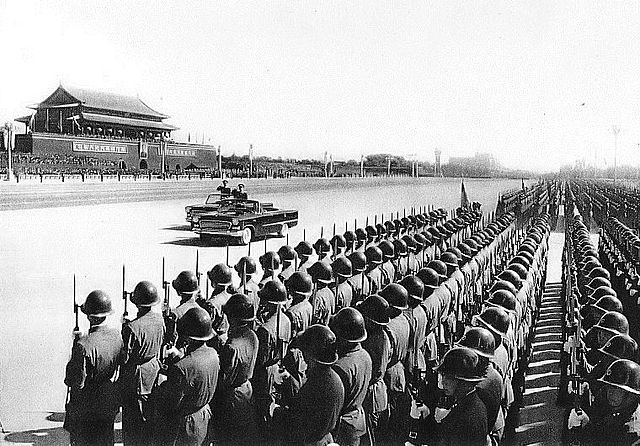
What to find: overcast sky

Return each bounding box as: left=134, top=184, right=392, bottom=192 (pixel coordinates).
left=2, top=1, right=640, bottom=171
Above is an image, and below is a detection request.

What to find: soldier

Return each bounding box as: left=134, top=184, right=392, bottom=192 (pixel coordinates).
left=348, top=251, right=371, bottom=305
left=403, top=235, right=420, bottom=276
left=171, top=271, right=201, bottom=321
left=441, top=251, right=466, bottom=341
left=329, top=308, right=373, bottom=446
left=216, top=179, right=231, bottom=198
left=277, top=245, right=297, bottom=282
left=234, top=256, right=260, bottom=309
left=308, top=261, right=336, bottom=325
left=333, top=256, right=354, bottom=310
left=274, top=324, right=345, bottom=445
left=413, top=233, right=427, bottom=271
left=120, top=281, right=164, bottom=446
left=314, top=237, right=332, bottom=265
left=399, top=275, right=428, bottom=389
left=285, top=271, right=314, bottom=337
left=152, top=307, right=219, bottom=446
left=206, top=263, right=234, bottom=341
left=64, top=290, right=123, bottom=446
left=357, top=294, right=392, bottom=444
left=379, top=240, right=396, bottom=287
left=355, top=228, right=368, bottom=252
left=232, top=183, right=247, bottom=199
left=214, top=293, right=259, bottom=444
left=295, top=240, right=316, bottom=273
left=344, top=230, right=357, bottom=255
left=417, top=267, right=442, bottom=368
left=259, top=251, right=281, bottom=287
left=393, top=239, right=409, bottom=280
left=331, top=234, right=348, bottom=260
left=365, top=225, right=378, bottom=249
left=434, top=347, right=489, bottom=446
left=365, top=246, right=384, bottom=295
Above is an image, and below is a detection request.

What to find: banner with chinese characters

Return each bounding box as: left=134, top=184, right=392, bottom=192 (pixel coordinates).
left=139, top=141, right=149, bottom=159
left=165, top=147, right=196, bottom=157
left=72, top=141, right=127, bottom=154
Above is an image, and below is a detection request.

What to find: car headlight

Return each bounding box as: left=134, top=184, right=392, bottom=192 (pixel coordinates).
left=193, top=216, right=200, bottom=223
left=232, top=218, right=239, bottom=226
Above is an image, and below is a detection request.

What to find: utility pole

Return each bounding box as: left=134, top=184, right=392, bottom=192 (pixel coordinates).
left=323, top=151, right=328, bottom=177
left=360, top=154, right=364, bottom=178
left=613, top=125, right=620, bottom=186
left=386, top=156, right=391, bottom=176
left=249, top=144, right=253, bottom=179
left=218, top=145, right=222, bottom=179
left=3, top=122, right=14, bottom=182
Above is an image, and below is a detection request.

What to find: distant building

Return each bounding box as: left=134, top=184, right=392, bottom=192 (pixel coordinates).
left=14, top=85, right=218, bottom=172
left=434, top=149, right=442, bottom=176
left=446, top=152, right=498, bottom=177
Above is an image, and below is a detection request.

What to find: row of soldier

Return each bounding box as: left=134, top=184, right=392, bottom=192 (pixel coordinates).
left=64, top=200, right=553, bottom=446
left=562, top=185, right=640, bottom=445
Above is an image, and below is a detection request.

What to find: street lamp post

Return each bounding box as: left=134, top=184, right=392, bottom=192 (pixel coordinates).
left=3, top=122, right=14, bottom=182
left=613, top=125, right=620, bottom=186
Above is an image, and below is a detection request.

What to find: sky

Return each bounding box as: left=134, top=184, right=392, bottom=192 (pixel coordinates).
left=2, top=1, right=640, bottom=172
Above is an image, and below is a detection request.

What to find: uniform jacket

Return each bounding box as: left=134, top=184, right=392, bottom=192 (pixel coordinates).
left=218, top=324, right=258, bottom=390
left=366, top=267, right=383, bottom=295
left=362, top=323, right=391, bottom=414
left=335, top=280, right=354, bottom=311
left=311, top=286, right=335, bottom=325
left=286, top=298, right=313, bottom=337
left=438, top=389, right=488, bottom=446
left=173, top=298, right=200, bottom=321
left=476, top=364, right=503, bottom=432
left=381, top=261, right=396, bottom=287
left=333, top=345, right=372, bottom=438
left=384, top=314, right=410, bottom=393
left=348, top=273, right=370, bottom=305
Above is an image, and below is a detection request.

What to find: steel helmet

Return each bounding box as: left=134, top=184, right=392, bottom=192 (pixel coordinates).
left=440, top=252, right=459, bottom=269
left=348, top=251, right=367, bottom=273
left=131, top=281, right=161, bottom=306
left=399, top=275, right=425, bottom=302
left=402, top=235, right=418, bottom=252
left=589, top=286, right=617, bottom=304
left=592, top=295, right=624, bottom=315
left=379, top=283, right=409, bottom=312
left=490, top=279, right=518, bottom=297
left=421, top=231, right=434, bottom=246
left=173, top=270, right=199, bottom=294
left=257, top=279, right=288, bottom=304
left=427, top=260, right=448, bottom=280
left=434, top=347, right=485, bottom=382
left=343, top=230, right=357, bottom=247
left=330, top=234, right=347, bottom=252
left=259, top=251, right=281, bottom=270
left=384, top=220, right=396, bottom=234
left=599, top=334, right=638, bottom=362
left=378, top=240, right=395, bottom=260
left=465, top=239, right=480, bottom=254
left=357, top=294, right=390, bottom=325
left=473, top=306, right=510, bottom=337
left=375, top=223, right=386, bottom=237
left=507, top=263, right=528, bottom=281
left=594, top=312, right=630, bottom=336
left=517, top=250, right=534, bottom=265
left=365, top=225, right=377, bottom=239
left=355, top=228, right=368, bottom=242
left=235, top=256, right=257, bottom=275
left=401, top=217, right=411, bottom=230
left=81, top=290, right=113, bottom=317
left=329, top=307, right=367, bottom=343
left=332, top=257, right=353, bottom=278
left=365, top=246, right=383, bottom=265
left=518, top=243, right=536, bottom=257
left=510, top=255, right=531, bottom=269
left=586, top=277, right=612, bottom=292
left=294, top=240, right=314, bottom=257
left=413, top=233, right=427, bottom=251
left=487, top=289, right=517, bottom=312
left=457, top=326, right=496, bottom=358
left=308, top=261, right=333, bottom=284
left=446, top=246, right=463, bottom=262
left=457, top=243, right=472, bottom=261
left=528, top=231, right=543, bottom=244
left=417, top=267, right=440, bottom=290
left=498, top=270, right=522, bottom=291
left=177, top=307, right=214, bottom=341
left=588, top=266, right=611, bottom=281
left=277, top=245, right=297, bottom=262
left=208, top=264, right=233, bottom=286
left=393, top=239, right=408, bottom=257
left=598, top=359, right=640, bottom=395
left=285, top=271, right=313, bottom=296
left=297, top=324, right=338, bottom=365
left=222, top=293, right=256, bottom=321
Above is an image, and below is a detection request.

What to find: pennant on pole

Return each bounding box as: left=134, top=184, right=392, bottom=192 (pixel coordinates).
left=461, top=179, right=470, bottom=209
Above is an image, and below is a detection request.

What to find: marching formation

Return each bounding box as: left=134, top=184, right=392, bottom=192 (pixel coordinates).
left=63, top=181, right=556, bottom=446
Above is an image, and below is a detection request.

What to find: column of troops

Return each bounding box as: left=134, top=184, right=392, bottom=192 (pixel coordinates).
left=561, top=182, right=640, bottom=445
left=64, top=195, right=553, bottom=446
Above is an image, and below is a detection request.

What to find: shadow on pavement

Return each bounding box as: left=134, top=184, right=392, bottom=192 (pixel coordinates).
left=163, top=224, right=192, bottom=231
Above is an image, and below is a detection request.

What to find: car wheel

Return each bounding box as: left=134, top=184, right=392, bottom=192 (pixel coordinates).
left=240, top=228, right=253, bottom=245
left=279, top=223, right=289, bottom=238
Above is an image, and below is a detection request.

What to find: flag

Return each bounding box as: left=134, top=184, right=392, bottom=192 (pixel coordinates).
left=461, top=179, right=470, bottom=209
left=521, top=178, right=526, bottom=191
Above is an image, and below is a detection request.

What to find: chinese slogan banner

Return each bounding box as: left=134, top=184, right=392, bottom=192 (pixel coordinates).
left=72, top=141, right=127, bottom=154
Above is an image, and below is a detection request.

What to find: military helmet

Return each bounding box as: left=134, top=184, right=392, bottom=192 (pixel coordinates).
left=507, top=263, right=528, bottom=281
left=518, top=243, right=536, bottom=257
left=329, top=307, right=367, bottom=343
left=434, top=347, right=485, bottom=382
left=586, top=276, right=612, bottom=292
left=510, top=255, right=531, bottom=269
left=332, top=257, right=353, bottom=278
left=599, top=334, right=638, bottom=362
left=427, top=259, right=448, bottom=280
left=223, top=293, right=256, bottom=321
left=365, top=225, right=377, bottom=239
left=417, top=267, right=440, bottom=290
left=348, top=251, right=367, bottom=273
left=343, top=230, right=357, bottom=247
left=365, top=246, right=383, bottom=265
left=457, top=243, right=472, bottom=260
left=330, top=234, right=347, bottom=251
left=399, top=275, right=425, bottom=302
left=457, top=326, right=496, bottom=358
left=384, top=220, right=396, bottom=234
left=378, top=240, right=395, bottom=260
left=473, top=306, right=510, bottom=337
left=487, top=289, right=517, bottom=312
left=313, top=237, right=331, bottom=255
left=517, top=250, right=534, bottom=265
left=588, top=266, right=611, bottom=281
left=393, top=239, right=408, bottom=257
left=598, top=359, right=640, bottom=395
left=589, top=286, right=617, bottom=304
left=498, top=270, right=522, bottom=291
left=413, top=233, right=427, bottom=251
left=235, top=256, right=257, bottom=275
left=379, top=283, right=409, bottom=311
left=297, top=324, right=338, bottom=365
left=294, top=240, right=314, bottom=257
left=258, top=279, right=288, bottom=304
left=490, top=279, right=518, bottom=297
left=177, top=307, right=214, bottom=341
left=277, top=245, right=297, bottom=262
left=594, top=311, right=630, bottom=336
left=259, top=251, right=281, bottom=270
left=81, top=290, right=113, bottom=317
left=375, top=223, right=386, bottom=237
left=592, top=295, right=624, bottom=316
left=355, top=227, right=368, bottom=242
left=402, top=235, right=418, bottom=252
left=173, top=270, right=199, bottom=294
left=208, top=263, right=233, bottom=286
left=131, top=280, right=161, bottom=306
left=446, top=246, right=463, bottom=262
left=465, top=238, right=480, bottom=254
left=285, top=271, right=313, bottom=296
left=357, top=294, right=390, bottom=325
left=421, top=231, right=434, bottom=246
left=308, top=261, right=333, bottom=284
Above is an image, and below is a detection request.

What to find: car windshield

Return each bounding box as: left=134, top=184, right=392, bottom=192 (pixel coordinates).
left=205, top=193, right=223, bottom=204
left=217, top=199, right=260, bottom=214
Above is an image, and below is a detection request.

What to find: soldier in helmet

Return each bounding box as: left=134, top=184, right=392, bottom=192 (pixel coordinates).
left=284, top=272, right=314, bottom=337
left=344, top=230, right=357, bottom=255
left=152, top=307, right=219, bottom=446
left=172, top=271, right=201, bottom=321
left=355, top=228, right=368, bottom=253
left=441, top=251, right=466, bottom=342
left=418, top=267, right=442, bottom=369
left=314, top=237, right=332, bottom=265
left=259, top=251, right=281, bottom=287
left=329, top=308, right=373, bottom=446
left=348, top=251, right=371, bottom=305
left=308, top=261, right=336, bottom=325
left=365, top=246, right=384, bottom=295
left=403, top=235, right=420, bottom=276
left=333, top=256, right=354, bottom=310
left=393, top=239, right=409, bottom=280
left=64, top=290, right=123, bottom=446
left=234, top=256, right=260, bottom=309
left=274, top=325, right=345, bottom=445
left=295, top=240, right=316, bottom=273
left=331, top=234, right=347, bottom=260
left=213, top=293, right=259, bottom=444
left=205, top=263, right=234, bottom=342
left=378, top=240, right=396, bottom=288
left=277, top=245, right=297, bottom=282
left=119, top=281, right=165, bottom=446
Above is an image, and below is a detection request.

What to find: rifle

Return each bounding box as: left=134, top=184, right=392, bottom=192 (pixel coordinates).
left=161, top=257, right=177, bottom=363
left=122, top=264, right=131, bottom=322
left=73, top=274, right=79, bottom=333
left=195, top=250, right=202, bottom=290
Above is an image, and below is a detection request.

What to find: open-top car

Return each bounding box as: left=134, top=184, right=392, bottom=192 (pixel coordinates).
left=192, top=198, right=298, bottom=245
left=185, top=193, right=225, bottom=228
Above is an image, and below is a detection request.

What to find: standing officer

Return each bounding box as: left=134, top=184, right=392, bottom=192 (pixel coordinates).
left=214, top=293, right=259, bottom=444
left=308, top=261, right=336, bottom=325
left=234, top=256, right=260, bottom=309
left=333, top=256, right=354, bottom=310
left=295, top=240, right=316, bottom=273
left=314, top=237, right=333, bottom=265
left=278, top=245, right=297, bottom=282
left=259, top=251, right=281, bottom=287
left=331, top=234, right=348, bottom=260
left=120, top=281, right=164, bottom=446
left=64, top=290, right=123, bottom=446
left=171, top=271, right=201, bottom=321
left=285, top=271, right=314, bottom=337
left=365, top=246, right=384, bottom=295
left=348, top=251, right=370, bottom=305
left=330, top=308, right=373, bottom=446
left=206, top=263, right=234, bottom=342
left=379, top=240, right=396, bottom=287
left=152, top=307, right=219, bottom=446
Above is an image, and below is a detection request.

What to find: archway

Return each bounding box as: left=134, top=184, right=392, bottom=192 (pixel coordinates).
left=118, top=160, right=127, bottom=170
left=175, top=164, right=181, bottom=172
left=139, top=160, right=148, bottom=170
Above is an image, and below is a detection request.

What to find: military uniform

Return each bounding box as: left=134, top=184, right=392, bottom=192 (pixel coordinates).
left=384, top=312, right=410, bottom=434
left=335, top=279, right=354, bottom=311
left=366, top=267, right=383, bottom=295
left=311, top=286, right=336, bottom=325
left=381, top=261, right=396, bottom=287
left=362, top=323, right=391, bottom=442
left=437, top=389, right=488, bottom=446
left=64, top=324, right=124, bottom=446
left=348, top=272, right=371, bottom=306
left=173, top=297, right=200, bottom=321
left=286, top=297, right=313, bottom=337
